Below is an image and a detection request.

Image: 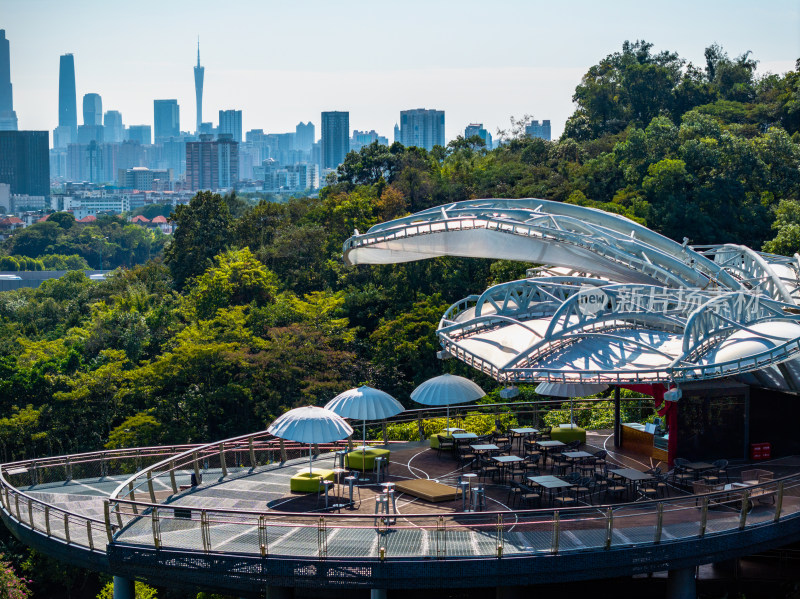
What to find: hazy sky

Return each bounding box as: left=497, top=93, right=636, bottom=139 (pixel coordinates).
left=4, top=0, right=799, bottom=143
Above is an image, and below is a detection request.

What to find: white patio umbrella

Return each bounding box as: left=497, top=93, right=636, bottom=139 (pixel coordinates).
left=267, top=406, right=353, bottom=474
left=411, top=374, right=485, bottom=431
left=325, top=385, right=405, bottom=473
left=536, top=382, right=609, bottom=426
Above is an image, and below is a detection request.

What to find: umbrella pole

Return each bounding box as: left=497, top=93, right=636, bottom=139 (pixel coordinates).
left=362, top=420, right=366, bottom=476
left=446, top=406, right=450, bottom=432
left=570, top=398, right=574, bottom=426
left=309, top=445, right=313, bottom=475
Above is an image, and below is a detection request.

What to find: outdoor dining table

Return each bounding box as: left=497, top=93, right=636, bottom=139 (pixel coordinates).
left=510, top=427, right=539, bottom=450
left=442, top=427, right=466, bottom=434
left=471, top=443, right=499, bottom=453
left=452, top=432, right=478, bottom=440
left=528, top=475, right=573, bottom=505
left=562, top=450, right=594, bottom=471
left=683, top=461, right=715, bottom=479
left=609, top=468, right=653, bottom=498
left=534, top=439, right=565, bottom=463
left=492, top=455, right=524, bottom=482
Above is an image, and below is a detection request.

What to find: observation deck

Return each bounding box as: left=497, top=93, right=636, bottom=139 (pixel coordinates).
left=2, top=411, right=800, bottom=596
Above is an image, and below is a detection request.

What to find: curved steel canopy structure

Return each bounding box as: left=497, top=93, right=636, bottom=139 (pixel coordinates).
left=344, top=199, right=800, bottom=390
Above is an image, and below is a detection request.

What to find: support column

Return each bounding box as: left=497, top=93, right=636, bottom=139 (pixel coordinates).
left=113, top=576, right=135, bottom=599
left=666, top=567, right=696, bottom=599
left=370, top=589, right=387, bottom=599
left=613, top=386, right=621, bottom=449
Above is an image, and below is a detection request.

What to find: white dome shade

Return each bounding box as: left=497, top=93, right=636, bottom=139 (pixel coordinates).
left=536, top=382, right=609, bottom=397
left=713, top=321, right=800, bottom=365
left=267, top=406, right=353, bottom=444
left=411, top=374, right=486, bottom=406
left=325, top=386, right=405, bottom=421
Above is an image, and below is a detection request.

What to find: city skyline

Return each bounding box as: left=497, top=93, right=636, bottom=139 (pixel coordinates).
left=3, top=0, right=798, bottom=144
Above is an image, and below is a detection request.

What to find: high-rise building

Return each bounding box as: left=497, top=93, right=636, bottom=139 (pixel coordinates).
left=154, top=99, right=180, bottom=142
left=0, top=131, right=50, bottom=196
left=396, top=109, right=445, bottom=150
left=126, top=125, right=151, bottom=145
left=350, top=130, right=388, bottom=152
left=464, top=123, right=492, bottom=150
left=0, top=30, right=18, bottom=131
left=218, top=109, right=242, bottom=143
left=320, top=111, right=349, bottom=169
left=104, top=110, right=124, bottom=143
left=194, top=40, right=204, bottom=135
left=185, top=133, right=239, bottom=190
left=295, top=121, right=315, bottom=152
left=83, top=93, right=102, bottom=126
left=525, top=119, right=551, bottom=141
left=54, top=54, right=78, bottom=148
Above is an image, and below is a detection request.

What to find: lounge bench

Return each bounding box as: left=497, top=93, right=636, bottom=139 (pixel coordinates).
left=345, top=448, right=390, bottom=470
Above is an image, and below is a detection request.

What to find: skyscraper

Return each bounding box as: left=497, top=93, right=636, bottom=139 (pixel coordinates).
left=154, top=99, right=180, bottom=142
left=54, top=54, right=77, bottom=147
left=320, top=111, right=349, bottom=170
left=0, top=30, right=18, bottom=131
left=464, top=123, right=492, bottom=150
left=396, top=109, right=445, bottom=150
left=104, top=110, right=124, bottom=143
left=79, top=93, right=104, bottom=144
left=218, top=109, right=242, bottom=143
left=0, top=131, right=50, bottom=196
left=295, top=122, right=315, bottom=153
left=194, top=40, right=204, bottom=135
left=525, top=119, right=551, bottom=141
left=186, top=133, right=239, bottom=190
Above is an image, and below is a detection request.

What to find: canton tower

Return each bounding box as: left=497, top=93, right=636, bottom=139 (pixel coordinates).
left=194, top=39, right=204, bottom=135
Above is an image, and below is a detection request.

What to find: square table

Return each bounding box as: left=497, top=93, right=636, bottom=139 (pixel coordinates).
left=452, top=432, right=478, bottom=440
left=609, top=468, right=653, bottom=498
left=471, top=444, right=499, bottom=452
left=442, top=427, right=466, bottom=433
left=534, top=439, right=565, bottom=463
left=563, top=451, right=593, bottom=459
left=510, top=427, right=539, bottom=435
left=493, top=455, right=524, bottom=482
left=528, top=475, right=573, bottom=505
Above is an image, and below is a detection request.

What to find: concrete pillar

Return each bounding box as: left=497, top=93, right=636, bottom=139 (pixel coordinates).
left=266, top=587, right=293, bottom=599
left=666, top=567, right=696, bottom=599
left=370, top=589, right=387, bottom=599
left=113, top=576, right=135, bottom=599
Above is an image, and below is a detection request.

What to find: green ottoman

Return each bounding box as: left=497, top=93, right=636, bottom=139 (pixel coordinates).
left=289, top=469, right=334, bottom=493
left=550, top=426, right=586, bottom=444
left=345, top=448, right=390, bottom=470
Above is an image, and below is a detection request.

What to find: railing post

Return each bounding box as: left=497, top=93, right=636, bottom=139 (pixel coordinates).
left=739, top=490, right=750, bottom=530
left=151, top=507, right=161, bottom=549
left=136, top=449, right=141, bottom=471
left=258, top=514, right=268, bottom=557
left=169, top=461, right=177, bottom=494
left=200, top=510, right=210, bottom=553
left=436, top=516, right=446, bottom=558
left=220, top=442, right=228, bottom=478
left=700, top=497, right=708, bottom=537
left=65, top=456, right=72, bottom=481
left=654, top=502, right=663, bottom=544
left=14, top=492, right=20, bottom=521
left=45, top=505, right=51, bottom=536
left=496, top=513, right=504, bottom=558
left=101, top=452, right=107, bottom=477
left=279, top=439, right=287, bottom=463
left=63, top=513, right=70, bottom=544
left=552, top=511, right=560, bottom=554
left=249, top=439, right=256, bottom=469
left=104, top=500, right=113, bottom=543
left=27, top=498, right=33, bottom=529
left=147, top=471, right=156, bottom=503
left=774, top=481, right=784, bottom=522
left=317, top=516, right=327, bottom=559
left=128, top=481, right=138, bottom=515
left=87, top=521, right=94, bottom=551
left=604, top=507, right=613, bottom=549
left=193, top=451, right=201, bottom=484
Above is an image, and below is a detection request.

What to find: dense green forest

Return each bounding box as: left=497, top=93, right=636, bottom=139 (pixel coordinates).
left=0, top=40, right=798, bottom=597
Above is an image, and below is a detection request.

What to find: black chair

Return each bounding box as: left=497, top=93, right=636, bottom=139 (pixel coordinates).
left=539, top=426, right=552, bottom=441
left=592, top=450, right=607, bottom=469
left=670, top=458, right=694, bottom=489
left=457, top=444, right=477, bottom=471
left=436, top=434, right=455, bottom=458
left=711, top=459, right=730, bottom=484
left=479, top=456, right=500, bottom=482
left=519, top=484, right=542, bottom=508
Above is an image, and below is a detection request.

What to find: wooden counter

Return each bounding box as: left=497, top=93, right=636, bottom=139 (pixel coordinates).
left=621, top=423, right=669, bottom=462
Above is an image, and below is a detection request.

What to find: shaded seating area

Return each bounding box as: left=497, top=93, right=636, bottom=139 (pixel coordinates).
left=345, top=447, right=390, bottom=470
left=290, top=469, right=335, bottom=493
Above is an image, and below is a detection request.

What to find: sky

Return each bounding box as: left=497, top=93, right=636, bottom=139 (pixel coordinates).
left=3, top=0, right=799, bottom=144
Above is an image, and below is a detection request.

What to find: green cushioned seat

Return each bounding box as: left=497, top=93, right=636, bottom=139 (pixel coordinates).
left=289, top=469, right=334, bottom=493
left=345, top=448, right=390, bottom=470
left=550, top=426, right=586, bottom=443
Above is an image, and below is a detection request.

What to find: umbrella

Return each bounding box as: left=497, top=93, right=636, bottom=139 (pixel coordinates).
left=411, top=374, right=485, bottom=431
left=267, top=406, right=353, bottom=474
left=325, top=385, right=405, bottom=474
left=535, top=382, right=609, bottom=426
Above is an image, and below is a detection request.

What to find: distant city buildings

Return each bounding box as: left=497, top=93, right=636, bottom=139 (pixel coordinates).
left=126, top=125, right=151, bottom=146
left=350, top=130, right=388, bottom=152
left=118, top=167, right=172, bottom=191
left=153, top=100, right=180, bottom=142
left=194, top=41, right=204, bottom=135
left=464, top=123, right=492, bottom=150
left=321, top=111, right=349, bottom=169
left=103, top=110, right=124, bottom=143
left=186, top=133, right=238, bottom=191
left=0, top=131, right=50, bottom=197
left=0, top=30, right=18, bottom=131
left=78, top=93, right=104, bottom=144
left=295, top=122, right=314, bottom=153
left=218, top=109, right=242, bottom=143
left=53, top=54, right=78, bottom=148
left=395, top=108, right=445, bottom=151
left=525, top=119, right=551, bottom=141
